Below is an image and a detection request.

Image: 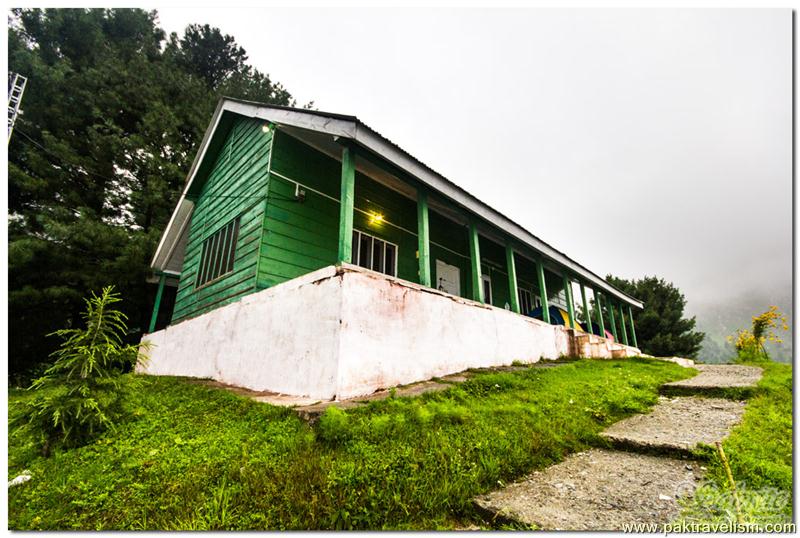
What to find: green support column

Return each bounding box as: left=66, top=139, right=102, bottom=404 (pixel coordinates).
left=580, top=283, right=593, bottom=334
left=595, top=292, right=606, bottom=336
left=608, top=299, right=619, bottom=341
left=416, top=188, right=431, bottom=287
left=148, top=273, right=166, bottom=333
left=536, top=260, right=550, bottom=323
left=468, top=221, right=483, bottom=303
left=619, top=303, right=629, bottom=346
left=628, top=305, right=638, bottom=348
left=563, top=275, right=576, bottom=329
left=337, top=146, right=356, bottom=263
left=505, top=245, right=520, bottom=313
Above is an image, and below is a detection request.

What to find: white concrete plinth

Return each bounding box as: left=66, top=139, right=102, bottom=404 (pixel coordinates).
left=138, top=264, right=641, bottom=400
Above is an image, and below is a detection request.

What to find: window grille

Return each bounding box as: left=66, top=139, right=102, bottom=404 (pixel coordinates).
left=351, top=230, right=398, bottom=277
left=196, top=217, right=240, bottom=287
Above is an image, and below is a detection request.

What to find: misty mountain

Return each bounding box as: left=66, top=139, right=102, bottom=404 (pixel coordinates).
left=688, top=284, right=792, bottom=364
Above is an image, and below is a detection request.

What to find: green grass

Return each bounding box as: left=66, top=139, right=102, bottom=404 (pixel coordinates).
left=8, top=358, right=693, bottom=530
left=678, top=361, right=793, bottom=526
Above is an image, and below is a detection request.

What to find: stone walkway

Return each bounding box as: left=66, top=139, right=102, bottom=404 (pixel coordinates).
left=475, top=449, right=702, bottom=530
left=600, top=396, right=746, bottom=455
left=662, top=364, right=763, bottom=393
left=192, top=361, right=573, bottom=423
left=296, top=363, right=567, bottom=422
left=473, top=362, right=762, bottom=530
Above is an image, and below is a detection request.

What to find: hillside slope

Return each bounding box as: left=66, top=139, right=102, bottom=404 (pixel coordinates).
left=8, top=359, right=692, bottom=530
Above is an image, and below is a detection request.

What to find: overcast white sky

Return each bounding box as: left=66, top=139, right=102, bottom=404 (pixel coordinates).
left=156, top=8, right=791, bottom=312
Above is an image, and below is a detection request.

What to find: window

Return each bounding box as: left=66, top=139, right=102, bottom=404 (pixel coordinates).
left=481, top=274, right=492, bottom=304
left=351, top=230, right=397, bottom=277
left=553, top=288, right=568, bottom=309
left=519, top=289, right=532, bottom=314
left=196, top=217, right=240, bottom=288
left=518, top=288, right=542, bottom=314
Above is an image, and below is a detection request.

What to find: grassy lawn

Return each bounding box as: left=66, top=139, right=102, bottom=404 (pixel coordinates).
left=678, top=361, right=793, bottom=525
left=8, top=358, right=693, bottom=530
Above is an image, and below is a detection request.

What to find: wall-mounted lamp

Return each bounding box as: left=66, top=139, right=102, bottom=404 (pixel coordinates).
left=262, top=123, right=272, bottom=133
left=369, top=212, right=384, bottom=225
left=294, top=183, right=306, bottom=202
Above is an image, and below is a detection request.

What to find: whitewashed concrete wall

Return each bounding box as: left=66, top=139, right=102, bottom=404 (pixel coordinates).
left=335, top=268, right=567, bottom=399
left=139, top=266, right=344, bottom=400
left=139, top=263, right=641, bottom=401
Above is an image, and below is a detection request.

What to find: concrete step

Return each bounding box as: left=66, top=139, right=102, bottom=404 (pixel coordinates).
left=661, top=364, right=762, bottom=396
left=610, top=347, right=628, bottom=358
left=474, top=449, right=702, bottom=530
left=599, top=396, right=746, bottom=456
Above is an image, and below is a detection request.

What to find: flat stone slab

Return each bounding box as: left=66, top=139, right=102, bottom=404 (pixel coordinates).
left=354, top=380, right=451, bottom=402
left=474, top=449, right=702, bottom=530
left=439, top=374, right=471, bottom=383
left=189, top=379, right=322, bottom=407
left=663, top=364, right=762, bottom=391
left=600, top=396, right=746, bottom=454
left=295, top=400, right=365, bottom=423
left=294, top=380, right=452, bottom=423
left=654, top=356, right=696, bottom=368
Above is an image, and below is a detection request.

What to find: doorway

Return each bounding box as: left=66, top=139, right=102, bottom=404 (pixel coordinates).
left=435, top=259, right=461, bottom=296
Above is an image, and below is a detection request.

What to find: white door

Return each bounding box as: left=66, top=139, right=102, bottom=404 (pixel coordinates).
left=435, top=259, right=461, bottom=296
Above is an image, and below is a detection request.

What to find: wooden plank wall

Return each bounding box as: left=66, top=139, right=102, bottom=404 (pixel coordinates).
left=258, top=131, right=421, bottom=289
left=171, top=118, right=272, bottom=323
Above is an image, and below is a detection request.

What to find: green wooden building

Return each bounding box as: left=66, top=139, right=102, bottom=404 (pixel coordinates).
left=149, top=97, right=642, bottom=348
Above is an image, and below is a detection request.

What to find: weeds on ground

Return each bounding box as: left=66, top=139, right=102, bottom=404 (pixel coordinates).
left=677, top=361, right=792, bottom=525
left=8, top=358, right=693, bottom=530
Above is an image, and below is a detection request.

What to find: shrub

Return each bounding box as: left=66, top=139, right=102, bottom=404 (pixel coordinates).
left=317, top=406, right=352, bottom=446
left=13, top=286, right=146, bottom=455
left=729, top=306, right=788, bottom=364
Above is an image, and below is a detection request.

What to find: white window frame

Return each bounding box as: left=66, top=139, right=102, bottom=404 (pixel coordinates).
left=351, top=229, right=398, bottom=277
left=519, top=288, right=532, bottom=313
left=481, top=273, right=492, bottom=304
left=518, top=288, right=543, bottom=314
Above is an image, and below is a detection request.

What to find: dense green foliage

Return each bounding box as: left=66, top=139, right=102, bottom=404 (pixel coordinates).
left=606, top=275, right=705, bottom=358
left=8, top=8, right=299, bottom=379
left=8, top=359, right=693, bottom=530
left=679, top=361, right=793, bottom=525
left=13, top=287, right=144, bottom=455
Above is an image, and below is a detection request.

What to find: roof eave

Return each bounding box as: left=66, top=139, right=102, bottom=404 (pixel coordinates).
left=152, top=97, right=644, bottom=309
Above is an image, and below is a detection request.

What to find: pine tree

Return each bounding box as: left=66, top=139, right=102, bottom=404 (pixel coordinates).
left=8, top=8, right=299, bottom=378
left=606, top=275, right=705, bottom=358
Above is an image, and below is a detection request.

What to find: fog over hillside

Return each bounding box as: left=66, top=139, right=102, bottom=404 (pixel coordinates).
left=687, top=281, right=792, bottom=364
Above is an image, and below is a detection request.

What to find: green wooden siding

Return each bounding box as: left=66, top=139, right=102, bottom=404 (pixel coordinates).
left=478, top=236, right=511, bottom=309
left=167, top=120, right=610, bottom=326
left=259, top=131, right=419, bottom=288
left=171, top=118, right=272, bottom=323
left=429, top=209, right=471, bottom=298
left=508, top=253, right=541, bottom=313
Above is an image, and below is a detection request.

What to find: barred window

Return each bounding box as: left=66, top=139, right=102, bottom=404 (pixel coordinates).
left=351, top=230, right=397, bottom=277
left=196, top=217, right=240, bottom=288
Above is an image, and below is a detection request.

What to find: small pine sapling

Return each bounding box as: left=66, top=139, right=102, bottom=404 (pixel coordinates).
left=15, top=286, right=148, bottom=455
